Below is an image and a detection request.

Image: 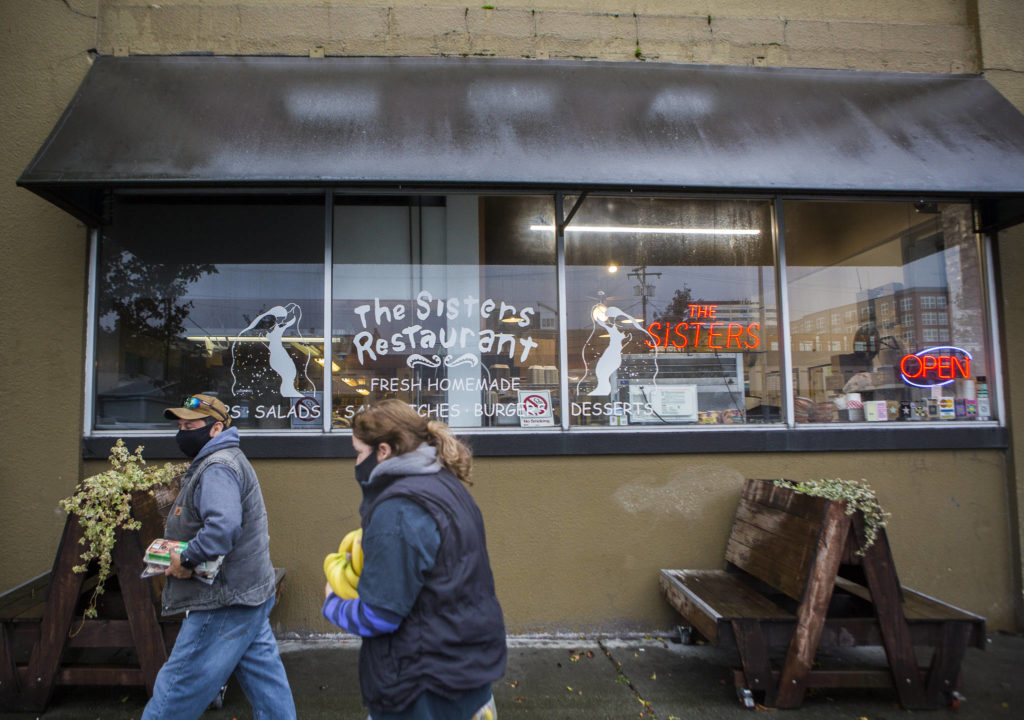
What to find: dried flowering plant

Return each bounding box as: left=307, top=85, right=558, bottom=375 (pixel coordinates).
left=60, top=439, right=186, bottom=619
left=773, top=477, right=891, bottom=555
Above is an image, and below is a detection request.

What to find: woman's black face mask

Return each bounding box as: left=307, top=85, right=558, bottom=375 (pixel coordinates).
left=355, top=452, right=380, bottom=485
left=176, top=421, right=214, bottom=458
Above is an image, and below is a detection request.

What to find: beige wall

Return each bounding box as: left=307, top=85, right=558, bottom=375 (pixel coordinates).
left=997, top=226, right=1024, bottom=628
left=3, top=0, right=1023, bottom=633
left=97, top=0, right=979, bottom=71
left=979, top=0, right=1024, bottom=628
left=82, top=449, right=1015, bottom=633
left=0, top=1, right=94, bottom=589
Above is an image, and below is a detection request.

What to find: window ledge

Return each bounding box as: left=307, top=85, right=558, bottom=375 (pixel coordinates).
left=83, top=424, right=1007, bottom=460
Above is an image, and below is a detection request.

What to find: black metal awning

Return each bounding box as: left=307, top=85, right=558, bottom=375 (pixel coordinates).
left=18, top=55, right=1024, bottom=227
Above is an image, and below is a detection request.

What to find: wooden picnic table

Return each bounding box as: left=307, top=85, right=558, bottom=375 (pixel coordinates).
left=0, top=480, right=284, bottom=712
left=660, top=478, right=985, bottom=709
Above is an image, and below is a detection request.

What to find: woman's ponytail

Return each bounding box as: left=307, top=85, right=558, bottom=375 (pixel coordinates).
left=426, top=420, right=473, bottom=484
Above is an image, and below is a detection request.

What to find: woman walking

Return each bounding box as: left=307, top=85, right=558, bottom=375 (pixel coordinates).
left=322, top=399, right=506, bottom=719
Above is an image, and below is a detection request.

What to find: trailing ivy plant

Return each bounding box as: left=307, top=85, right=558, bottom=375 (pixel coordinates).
left=60, top=440, right=186, bottom=620
left=773, top=477, right=891, bottom=555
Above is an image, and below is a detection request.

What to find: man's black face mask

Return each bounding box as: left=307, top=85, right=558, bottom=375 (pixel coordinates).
left=176, top=421, right=214, bottom=458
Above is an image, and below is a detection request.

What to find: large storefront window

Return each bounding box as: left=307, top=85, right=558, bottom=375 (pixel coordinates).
left=90, top=191, right=999, bottom=439
left=784, top=201, right=996, bottom=423
left=562, top=196, right=778, bottom=426
left=94, top=196, right=325, bottom=430
left=331, top=195, right=559, bottom=428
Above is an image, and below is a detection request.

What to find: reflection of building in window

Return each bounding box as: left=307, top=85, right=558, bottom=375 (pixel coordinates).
left=920, top=311, right=949, bottom=326
left=793, top=284, right=954, bottom=358
left=789, top=280, right=960, bottom=404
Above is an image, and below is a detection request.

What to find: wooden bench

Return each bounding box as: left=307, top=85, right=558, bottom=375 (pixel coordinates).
left=659, top=478, right=985, bottom=710
left=0, top=482, right=286, bottom=713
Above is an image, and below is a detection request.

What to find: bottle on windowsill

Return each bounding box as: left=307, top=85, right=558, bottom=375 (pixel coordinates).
left=976, top=376, right=990, bottom=421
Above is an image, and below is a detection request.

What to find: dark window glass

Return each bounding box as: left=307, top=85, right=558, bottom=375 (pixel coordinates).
left=95, top=196, right=325, bottom=430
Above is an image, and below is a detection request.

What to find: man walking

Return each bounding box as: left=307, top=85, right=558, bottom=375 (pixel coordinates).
left=142, top=394, right=296, bottom=720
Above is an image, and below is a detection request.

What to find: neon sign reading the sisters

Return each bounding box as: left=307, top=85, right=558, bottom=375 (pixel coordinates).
left=645, top=304, right=761, bottom=350
left=900, top=346, right=972, bottom=388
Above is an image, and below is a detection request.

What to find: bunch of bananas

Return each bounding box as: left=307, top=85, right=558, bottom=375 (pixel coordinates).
left=324, top=528, right=364, bottom=599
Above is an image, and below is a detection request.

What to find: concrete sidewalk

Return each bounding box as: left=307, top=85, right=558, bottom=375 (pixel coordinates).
left=2, top=632, right=1021, bottom=719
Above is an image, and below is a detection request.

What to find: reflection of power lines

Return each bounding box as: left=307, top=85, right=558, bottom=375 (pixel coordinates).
left=627, top=266, right=661, bottom=325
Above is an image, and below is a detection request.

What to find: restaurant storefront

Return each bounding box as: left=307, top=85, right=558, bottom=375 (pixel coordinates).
left=13, top=53, right=1024, bottom=632
left=81, top=192, right=1003, bottom=448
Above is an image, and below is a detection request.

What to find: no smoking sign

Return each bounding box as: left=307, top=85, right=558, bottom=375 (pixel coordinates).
left=517, top=390, right=554, bottom=427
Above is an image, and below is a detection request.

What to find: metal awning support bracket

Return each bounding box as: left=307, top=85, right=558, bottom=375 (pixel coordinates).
left=559, top=191, right=588, bottom=234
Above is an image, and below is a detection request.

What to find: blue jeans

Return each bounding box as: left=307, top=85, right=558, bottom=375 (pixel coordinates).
left=142, top=595, right=296, bottom=720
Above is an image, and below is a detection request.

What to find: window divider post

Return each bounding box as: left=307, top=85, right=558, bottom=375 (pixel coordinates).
left=323, top=190, right=334, bottom=432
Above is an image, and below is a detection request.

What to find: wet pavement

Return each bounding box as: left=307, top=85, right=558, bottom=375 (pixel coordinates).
left=2, top=632, right=1021, bottom=719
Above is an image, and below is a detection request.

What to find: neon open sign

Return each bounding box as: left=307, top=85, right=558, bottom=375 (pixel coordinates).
left=900, top=346, right=972, bottom=388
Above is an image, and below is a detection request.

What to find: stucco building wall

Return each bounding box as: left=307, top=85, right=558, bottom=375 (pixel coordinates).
left=2, top=0, right=1022, bottom=633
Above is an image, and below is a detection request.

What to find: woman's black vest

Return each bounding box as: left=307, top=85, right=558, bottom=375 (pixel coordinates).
left=359, top=469, right=507, bottom=713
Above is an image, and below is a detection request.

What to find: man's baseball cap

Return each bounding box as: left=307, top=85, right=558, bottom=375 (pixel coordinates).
left=164, top=394, right=231, bottom=425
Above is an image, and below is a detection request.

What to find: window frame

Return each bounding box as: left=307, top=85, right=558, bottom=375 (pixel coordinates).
left=80, top=189, right=1008, bottom=458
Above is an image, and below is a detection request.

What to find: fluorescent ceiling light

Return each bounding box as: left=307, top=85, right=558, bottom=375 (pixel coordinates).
left=529, top=224, right=759, bottom=236
left=315, top=358, right=342, bottom=372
